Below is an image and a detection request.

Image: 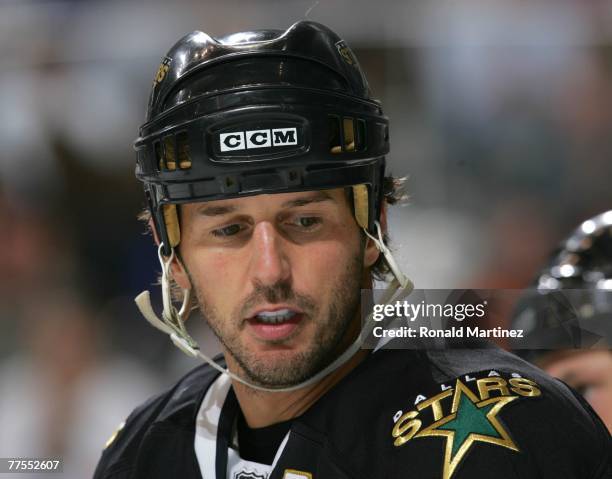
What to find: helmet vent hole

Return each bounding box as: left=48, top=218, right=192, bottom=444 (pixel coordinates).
left=163, top=136, right=176, bottom=170
left=177, top=131, right=191, bottom=169
left=328, top=115, right=342, bottom=154
left=356, top=119, right=366, bottom=151
left=328, top=116, right=365, bottom=153
left=343, top=118, right=355, bottom=152
left=154, top=141, right=164, bottom=171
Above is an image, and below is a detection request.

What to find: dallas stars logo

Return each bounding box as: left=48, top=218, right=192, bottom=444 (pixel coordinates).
left=392, top=373, right=542, bottom=479
left=419, top=380, right=518, bottom=479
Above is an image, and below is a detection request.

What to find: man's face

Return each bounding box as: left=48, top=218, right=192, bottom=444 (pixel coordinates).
left=173, top=188, right=379, bottom=387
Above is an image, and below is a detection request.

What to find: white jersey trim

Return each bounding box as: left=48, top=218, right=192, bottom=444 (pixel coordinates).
left=194, top=374, right=290, bottom=479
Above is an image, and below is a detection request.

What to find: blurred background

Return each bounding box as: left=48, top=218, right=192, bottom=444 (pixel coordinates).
left=1, top=0, right=611, bottom=476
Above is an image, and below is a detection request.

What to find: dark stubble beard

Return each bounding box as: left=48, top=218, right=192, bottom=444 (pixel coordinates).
left=185, top=251, right=365, bottom=388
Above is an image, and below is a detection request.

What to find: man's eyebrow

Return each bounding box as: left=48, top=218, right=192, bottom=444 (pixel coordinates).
left=196, top=204, right=238, bottom=216
left=282, top=191, right=335, bottom=208
left=195, top=191, right=335, bottom=216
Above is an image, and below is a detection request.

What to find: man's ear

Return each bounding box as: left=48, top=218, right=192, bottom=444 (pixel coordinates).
left=170, top=253, right=192, bottom=291
left=149, top=218, right=192, bottom=290
left=363, top=202, right=387, bottom=267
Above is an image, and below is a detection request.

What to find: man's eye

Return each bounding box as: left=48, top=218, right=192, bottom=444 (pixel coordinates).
left=211, top=224, right=244, bottom=237
left=292, top=217, right=321, bottom=228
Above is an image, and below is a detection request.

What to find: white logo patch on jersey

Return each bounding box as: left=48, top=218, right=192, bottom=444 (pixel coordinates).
left=234, top=470, right=268, bottom=479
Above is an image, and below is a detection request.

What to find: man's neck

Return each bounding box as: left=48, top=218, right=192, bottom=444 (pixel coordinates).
left=228, top=348, right=368, bottom=428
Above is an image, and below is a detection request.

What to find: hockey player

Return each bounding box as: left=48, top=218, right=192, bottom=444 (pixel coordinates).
left=95, top=21, right=610, bottom=479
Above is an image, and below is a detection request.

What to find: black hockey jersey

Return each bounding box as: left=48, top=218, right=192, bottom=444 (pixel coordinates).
left=94, top=347, right=611, bottom=479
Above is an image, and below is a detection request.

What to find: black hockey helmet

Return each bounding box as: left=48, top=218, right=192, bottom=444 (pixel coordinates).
left=511, top=210, right=612, bottom=354
left=135, top=21, right=390, bottom=256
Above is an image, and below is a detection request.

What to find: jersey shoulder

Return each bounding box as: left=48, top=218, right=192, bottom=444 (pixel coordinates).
left=302, top=347, right=611, bottom=479
left=93, top=361, right=221, bottom=479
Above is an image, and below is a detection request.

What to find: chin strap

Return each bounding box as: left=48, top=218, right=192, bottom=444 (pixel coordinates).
left=135, top=221, right=413, bottom=392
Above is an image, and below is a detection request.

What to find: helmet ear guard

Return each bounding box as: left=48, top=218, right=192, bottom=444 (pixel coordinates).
left=163, top=204, right=181, bottom=249
left=352, top=184, right=369, bottom=230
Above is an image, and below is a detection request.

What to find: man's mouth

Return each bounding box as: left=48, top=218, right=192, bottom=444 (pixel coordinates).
left=246, top=308, right=305, bottom=341
left=253, top=308, right=299, bottom=324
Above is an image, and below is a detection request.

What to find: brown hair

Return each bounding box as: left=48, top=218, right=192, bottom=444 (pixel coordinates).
left=370, top=175, right=408, bottom=280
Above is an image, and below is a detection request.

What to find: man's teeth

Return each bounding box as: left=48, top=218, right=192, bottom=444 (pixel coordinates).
left=255, top=309, right=297, bottom=324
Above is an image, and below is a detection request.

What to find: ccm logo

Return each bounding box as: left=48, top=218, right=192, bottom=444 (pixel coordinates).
left=219, top=128, right=298, bottom=152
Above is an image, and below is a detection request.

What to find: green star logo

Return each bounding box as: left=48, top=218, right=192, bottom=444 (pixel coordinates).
left=416, top=380, right=519, bottom=479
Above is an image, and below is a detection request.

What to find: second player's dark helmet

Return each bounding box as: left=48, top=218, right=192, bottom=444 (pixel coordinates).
left=511, top=210, right=612, bottom=353
left=135, top=21, right=389, bottom=256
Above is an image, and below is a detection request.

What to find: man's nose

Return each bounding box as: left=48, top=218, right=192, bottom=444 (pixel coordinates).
left=248, top=221, right=291, bottom=286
